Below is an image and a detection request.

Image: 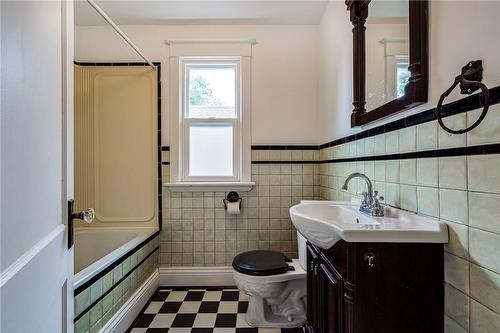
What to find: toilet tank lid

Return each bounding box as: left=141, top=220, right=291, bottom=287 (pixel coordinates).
left=232, top=250, right=292, bottom=276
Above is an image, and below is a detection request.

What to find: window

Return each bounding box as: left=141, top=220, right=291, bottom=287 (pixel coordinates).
left=395, top=55, right=410, bottom=98
left=182, top=58, right=240, bottom=181
left=168, top=54, right=252, bottom=191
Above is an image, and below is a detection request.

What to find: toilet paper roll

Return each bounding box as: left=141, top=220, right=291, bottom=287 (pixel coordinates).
left=226, top=202, right=241, bottom=215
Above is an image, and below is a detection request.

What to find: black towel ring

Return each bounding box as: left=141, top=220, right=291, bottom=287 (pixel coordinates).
left=435, top=60, right=490, bottom=134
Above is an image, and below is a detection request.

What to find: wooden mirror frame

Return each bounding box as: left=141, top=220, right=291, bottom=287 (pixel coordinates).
left=346, top=0, right=428, bottom=127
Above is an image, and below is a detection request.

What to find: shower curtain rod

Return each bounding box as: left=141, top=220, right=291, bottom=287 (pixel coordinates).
left=86, top=0, right=155, bottom=67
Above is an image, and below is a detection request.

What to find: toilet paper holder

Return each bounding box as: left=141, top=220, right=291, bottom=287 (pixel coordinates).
left=223, top=191, right=242, bottom=210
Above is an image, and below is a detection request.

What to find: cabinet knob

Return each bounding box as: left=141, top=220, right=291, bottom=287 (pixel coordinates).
left=364, top=252, right=375, bottom=267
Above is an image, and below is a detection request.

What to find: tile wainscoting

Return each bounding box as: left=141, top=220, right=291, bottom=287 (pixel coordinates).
left=159, top=149, right=321, bottom=266
left=74, top=235, right=159, bottom=333
left=317, top=103, right=500, bottom=333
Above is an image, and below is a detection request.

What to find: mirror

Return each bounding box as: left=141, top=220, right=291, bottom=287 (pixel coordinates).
left=366, top=0, right=409, bottom=111
left=346, top=0, right=428, bottom=127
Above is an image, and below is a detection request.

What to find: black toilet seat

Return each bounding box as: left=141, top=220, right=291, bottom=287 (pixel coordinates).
left=232, top=250, right=293, bottom=276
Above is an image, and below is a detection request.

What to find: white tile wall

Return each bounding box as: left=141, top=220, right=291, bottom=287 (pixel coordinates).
left=468, top=155, right=500, bottom=193
left=160, top=150, right=320, bottom=266
left=439, top=114, right=467, bottom=149
left=417, top=120, right=438, bottom=151
left=400, top=159, right=417, bottom=185
left=417, top=158, right=439, bottom=187
left=439, top=157, right=467, bottom=190
left=317, top=105, right=500, bottom=332
left=467, top=103, right=500, bottom=146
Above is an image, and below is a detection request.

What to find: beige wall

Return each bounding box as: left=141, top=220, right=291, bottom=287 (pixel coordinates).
left=318, top=0, right=500, bottom=142
left=317, top=1, right=353, bottom=144
left=75, top=24, right=320, bottom=145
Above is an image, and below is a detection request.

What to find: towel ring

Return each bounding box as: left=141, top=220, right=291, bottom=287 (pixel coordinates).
left=435, top=60, right=490, bottom=134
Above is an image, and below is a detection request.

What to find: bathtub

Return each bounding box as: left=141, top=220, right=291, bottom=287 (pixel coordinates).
left=74, top=227, right=158, bottom=289
left=73, top=227, right=160, bottom=333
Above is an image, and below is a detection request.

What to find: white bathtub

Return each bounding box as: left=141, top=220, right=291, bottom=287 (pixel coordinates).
left=74, top=227, right=158, bottom=289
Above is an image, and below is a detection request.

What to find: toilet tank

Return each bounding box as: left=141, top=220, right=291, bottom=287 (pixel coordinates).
left=297, top=232, right=307, bottom=270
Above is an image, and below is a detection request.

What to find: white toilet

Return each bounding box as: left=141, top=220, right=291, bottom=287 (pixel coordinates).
left=232, top=233, right=307, bottom=328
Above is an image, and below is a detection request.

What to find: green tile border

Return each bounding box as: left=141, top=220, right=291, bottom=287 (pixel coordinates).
left=74, top=236, right=159, bottom=322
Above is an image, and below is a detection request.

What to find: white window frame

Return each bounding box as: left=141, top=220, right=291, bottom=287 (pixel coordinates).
left=182, top=59, right=240, bottom=182
left=167, top=55, right=253, bottom=192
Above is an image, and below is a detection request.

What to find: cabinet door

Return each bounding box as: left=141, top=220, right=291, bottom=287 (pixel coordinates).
left=318, top=263, right=342, bottom=333
left=307, top=244, right=320, bottom=332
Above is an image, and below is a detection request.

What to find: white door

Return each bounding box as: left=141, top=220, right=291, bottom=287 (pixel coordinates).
left=1, top=1, right=75, bottom=332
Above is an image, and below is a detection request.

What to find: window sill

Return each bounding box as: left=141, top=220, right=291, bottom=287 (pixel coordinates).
left=164, top=181, right=255, bottom=192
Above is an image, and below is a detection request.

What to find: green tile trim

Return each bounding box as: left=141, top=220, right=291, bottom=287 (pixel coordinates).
left=74, top=244, right=159, bottom=323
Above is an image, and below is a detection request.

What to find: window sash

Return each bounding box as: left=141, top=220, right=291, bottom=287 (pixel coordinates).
left=180, top=57, right=241, bottom=182
left=183, top=59, right=241, bottom=120
left=182, top=118, right=240, bottom=181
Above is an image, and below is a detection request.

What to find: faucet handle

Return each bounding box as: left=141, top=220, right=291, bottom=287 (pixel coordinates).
left=373, top=191, right=384, bottom=203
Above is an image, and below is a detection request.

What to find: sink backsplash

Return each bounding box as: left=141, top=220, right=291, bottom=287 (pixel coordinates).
left=318, top=104, right=500, bottom=333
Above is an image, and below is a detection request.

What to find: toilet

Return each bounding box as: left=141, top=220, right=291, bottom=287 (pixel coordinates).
left=232, top=233, right=307, bottom=328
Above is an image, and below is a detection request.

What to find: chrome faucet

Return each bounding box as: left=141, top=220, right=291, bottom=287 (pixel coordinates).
left=342, top=172, right=384, bottom=217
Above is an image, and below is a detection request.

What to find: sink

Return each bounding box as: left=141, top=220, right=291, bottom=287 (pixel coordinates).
left=289, top=200, right=448, bottom=249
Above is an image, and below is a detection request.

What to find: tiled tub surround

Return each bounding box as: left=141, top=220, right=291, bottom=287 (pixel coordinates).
left=74, top=233, right=160, bottom=333
left=317, top=104, right=500, bottom=332
left=160, top=148, right=321, bottom=266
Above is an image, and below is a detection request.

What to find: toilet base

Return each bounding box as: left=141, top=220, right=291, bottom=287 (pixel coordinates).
left=241, top=277, right=307, bottom=328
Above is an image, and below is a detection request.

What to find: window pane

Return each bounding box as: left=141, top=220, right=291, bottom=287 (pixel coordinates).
left=188, top=66, right=236, bottom=118
left=189, top=124, right=233, bottom=177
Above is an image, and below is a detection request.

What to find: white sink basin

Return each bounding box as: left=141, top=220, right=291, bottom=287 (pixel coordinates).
left=289, top=200, right=448, bottom=249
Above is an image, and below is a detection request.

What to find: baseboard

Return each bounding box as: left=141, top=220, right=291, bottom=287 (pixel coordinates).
left=101, top=269, right=159, bottom=333
left=158, top=266, right=235, bottom=287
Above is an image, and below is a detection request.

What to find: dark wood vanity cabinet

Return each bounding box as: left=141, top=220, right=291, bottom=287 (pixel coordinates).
left=305, top=241, right=444, bottom=333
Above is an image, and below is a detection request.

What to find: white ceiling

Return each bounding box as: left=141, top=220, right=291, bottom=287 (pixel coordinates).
left=75, top=0, right=330, bottom=26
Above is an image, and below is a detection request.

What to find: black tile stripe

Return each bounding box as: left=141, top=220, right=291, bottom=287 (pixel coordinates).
left=74, top=61, right=161, bottom=66
left=252, top=160, right=318, bottom=164
left=317, top=143, right=500, bottom=164
left=74, top=246, right=159, bottom=323
left=250, top=143, right=500, bottom=164
left=251, top=145, right=319, bottom=150
left=319, top=85, right=500, bottom=150
left=162, top=143, right=500, bottom=165
left=74, top=231, right=160, bottom=296
left=156, top=65, right=163, bottom=231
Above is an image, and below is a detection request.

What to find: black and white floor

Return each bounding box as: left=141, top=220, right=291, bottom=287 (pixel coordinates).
left=128, top=288, right=304, bottom=333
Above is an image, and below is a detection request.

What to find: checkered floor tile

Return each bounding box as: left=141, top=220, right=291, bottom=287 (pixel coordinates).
left=129, top=288, right=304, bottom=333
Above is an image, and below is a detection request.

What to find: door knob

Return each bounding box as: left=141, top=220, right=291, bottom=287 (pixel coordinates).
left=72, top=208, right=95, bottom=224
left=67, top=200, right=95, bottom=249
